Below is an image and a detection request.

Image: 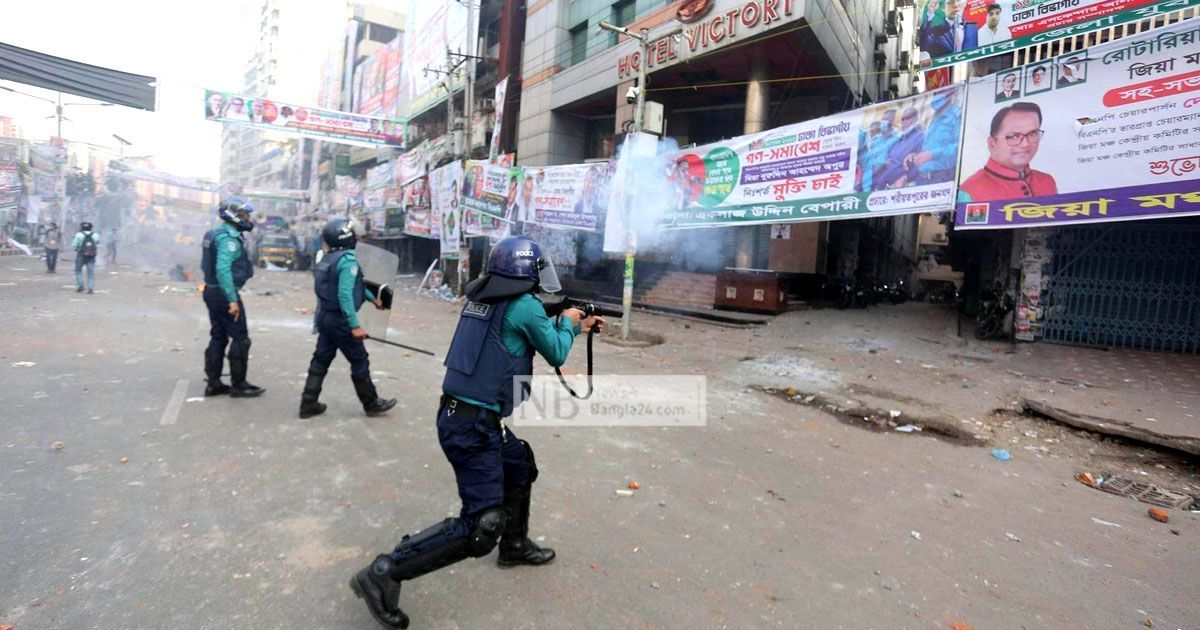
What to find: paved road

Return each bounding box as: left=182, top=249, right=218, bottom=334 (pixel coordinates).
left=1, top=255, right=1196, bottom=630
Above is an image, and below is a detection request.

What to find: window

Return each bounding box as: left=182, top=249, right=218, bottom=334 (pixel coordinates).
left=612, top=0, right=636, bottom=46
left=369, top=24, right=398, bottom=44
left=569, top=21, right=588, bottom=66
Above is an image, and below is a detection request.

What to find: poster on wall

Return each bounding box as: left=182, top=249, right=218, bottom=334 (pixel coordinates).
left=461, top=160, right=520, bottom=220
left=519, top=162, right=614, bottom=231
left=955, top=18, right=1200, bottom=229
left=204, top=89, right=404, bottom=148
left=429, top=161, right=463, bottom=258
left=916, top=0, right=1200, bottom=70
left=662, top=85, right=964, bottom=228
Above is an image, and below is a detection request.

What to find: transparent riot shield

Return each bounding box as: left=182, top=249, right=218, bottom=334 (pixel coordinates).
left=355, top=243, right=399, bottom=340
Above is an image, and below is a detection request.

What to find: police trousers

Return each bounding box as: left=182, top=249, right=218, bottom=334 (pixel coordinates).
left=389, top=398, right=535, bottom=561
left=308, top=308, right=370, bottom=378
left=203, top=286, right=250, bottom=380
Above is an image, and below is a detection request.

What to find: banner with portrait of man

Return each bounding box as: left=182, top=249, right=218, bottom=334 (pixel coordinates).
left=916, top=0, right=1200, bottom=70
left=955, top=17, right=1200, bottom=229
left=661, top=85, right=965, bottom=228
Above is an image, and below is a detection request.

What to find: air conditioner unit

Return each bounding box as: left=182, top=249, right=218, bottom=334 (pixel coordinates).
left=874, top=51, right=887, bottom=71
left=875, top=33, right=889, bottom=46
left=478, top=97, right=496, bottom=113
left=885, top=10, right=899, bottom=37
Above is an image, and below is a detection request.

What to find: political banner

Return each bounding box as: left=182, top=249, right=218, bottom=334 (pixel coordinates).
left=0, top=162, right=21, bottom=209
left=204, top=89, right=404, bottom=148
left=489, top=76, right=509, bottom=162
left=520, top=163, right=614, bottom=231
left=917, top=0, right=1200, bottom=70
left=955, top=17, right=1200, bottom=229
left=461, top=160, right=520, bottom=220
left=662, top=86, right=964, bottom=228
left=429, top=161, right=463, bottom=258
left=382, top=36, right=403, bottom=118
left=401, top=0, right=473, bottom=118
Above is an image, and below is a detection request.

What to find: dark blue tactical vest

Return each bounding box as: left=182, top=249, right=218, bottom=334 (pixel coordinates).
left=442, top=299, right=535, bottom=418
left=314, top=250, right=365, bottom=315
left=201, top=226, right=254, bottom=289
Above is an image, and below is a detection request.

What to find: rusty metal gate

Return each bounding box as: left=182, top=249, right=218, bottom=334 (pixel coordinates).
left=1041, top=219, right=1200, bottom=353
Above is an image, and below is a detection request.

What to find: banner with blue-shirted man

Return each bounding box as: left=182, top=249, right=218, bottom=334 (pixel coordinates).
left=661, top=85, right=965, bottom=228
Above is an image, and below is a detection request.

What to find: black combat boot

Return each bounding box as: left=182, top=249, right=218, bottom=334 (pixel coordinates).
left=349, top=555, right=409, bottom=629
left=204, top=354, right=230, bottom=396
left=298, top=371, right=327, bottom=418
left=352, top=373, right=396, bottom=416
left=228, top=358, right=265, bottom=398
left=204, top=381, right=231, bottom=397
left=497, top=488, right=556, bottom=567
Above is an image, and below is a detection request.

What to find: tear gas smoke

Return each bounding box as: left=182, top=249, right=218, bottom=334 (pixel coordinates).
left=603, top=133, right=725, bottom=271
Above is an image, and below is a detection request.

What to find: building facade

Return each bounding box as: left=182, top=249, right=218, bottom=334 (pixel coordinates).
left=514, top=0, right=920, bottom=306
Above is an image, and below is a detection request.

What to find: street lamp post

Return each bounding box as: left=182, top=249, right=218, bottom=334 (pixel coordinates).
left=596, top=22, right=681, bottom=339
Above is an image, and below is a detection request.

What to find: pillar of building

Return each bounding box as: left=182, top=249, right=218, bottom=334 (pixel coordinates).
left=735, top=59, right=769, bottom=269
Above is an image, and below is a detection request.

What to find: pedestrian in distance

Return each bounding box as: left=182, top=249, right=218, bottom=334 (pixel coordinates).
left=298, top=218, right=397, bottom=419
left=106, top=227, right=118, bottom=265
left=349, top=236, right=604, bottom=629
left=72, top=221, right=99, bottom=294
left=199, top=199, right=265, bottom=398
left=43, top=220, right=61, bottom=273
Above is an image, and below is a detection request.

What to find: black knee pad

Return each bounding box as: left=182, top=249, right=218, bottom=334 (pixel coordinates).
left=521, top=439, right=539, bottom=485
left=468, top=508, right=507, bottom=557
left=229, top=336, right=251, bottom=359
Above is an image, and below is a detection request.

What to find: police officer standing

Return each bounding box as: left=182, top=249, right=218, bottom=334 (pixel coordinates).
left=349, top=236, right=602, bottom=629
left=200, top=199, right=264, bottom=398
left=299, top=219, right=397, bottom=418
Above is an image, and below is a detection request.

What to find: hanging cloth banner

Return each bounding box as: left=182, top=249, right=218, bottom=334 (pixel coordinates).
left=662, top=85, right=965, bottom=228
left=917, top=0, right=1200, bottom=71
left=204, top=89, right=404, bottom=148
left=955, top=17, right=1200, bottom=229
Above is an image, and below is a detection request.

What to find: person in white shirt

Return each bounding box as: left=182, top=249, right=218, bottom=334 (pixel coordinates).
left=979, top=3, right=1006, bottom=47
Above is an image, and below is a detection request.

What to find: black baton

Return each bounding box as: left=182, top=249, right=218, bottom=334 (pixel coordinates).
left=366, top=336, right=436, bottom=356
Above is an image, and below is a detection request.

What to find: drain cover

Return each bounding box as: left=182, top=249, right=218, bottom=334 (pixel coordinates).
left=1101, top=477, right=1196, bottom=509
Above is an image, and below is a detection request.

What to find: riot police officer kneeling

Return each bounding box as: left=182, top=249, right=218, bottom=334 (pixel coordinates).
left=349, top=236, right=603, bottom=629
left=300, top=219, right=397, bottom=418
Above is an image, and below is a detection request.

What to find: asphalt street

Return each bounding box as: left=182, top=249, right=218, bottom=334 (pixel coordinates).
left=1, top=254, right=1197, bottom=630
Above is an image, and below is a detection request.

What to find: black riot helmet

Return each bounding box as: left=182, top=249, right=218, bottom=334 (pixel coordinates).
left=80, top=221, right=93, bottom=232
left=218, top=198, right=255, bottom=232
left=321, top=218, right=357, bottom=250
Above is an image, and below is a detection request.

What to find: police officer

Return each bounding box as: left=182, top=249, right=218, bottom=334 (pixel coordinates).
left=299, top=219, right=397, bottom=418
left=349, top=236, right=603, bottom=629
left=200, top=199, right=264, bottom=398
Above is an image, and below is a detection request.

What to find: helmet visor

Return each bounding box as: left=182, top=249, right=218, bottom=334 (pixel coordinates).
left=538, top=256, right=561, bottom=294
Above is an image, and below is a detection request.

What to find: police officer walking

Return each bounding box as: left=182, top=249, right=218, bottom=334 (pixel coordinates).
left=349, top=236, right=603, bottom=629
left=200, top=199, right=264, bottom=398
left=299, top=219, right=396, bottom=418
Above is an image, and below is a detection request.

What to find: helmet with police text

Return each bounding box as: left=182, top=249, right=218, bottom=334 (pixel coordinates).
left=79, top=221, right=93, bottom=232
left=218, top=198, right=255, bottom=232
left=321, top=218, right=357, bottom=250
left=487, top=236, right=560, bottom=293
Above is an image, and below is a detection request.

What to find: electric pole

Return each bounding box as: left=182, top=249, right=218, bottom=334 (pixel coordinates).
left=597, top=22, right=681, bottom=339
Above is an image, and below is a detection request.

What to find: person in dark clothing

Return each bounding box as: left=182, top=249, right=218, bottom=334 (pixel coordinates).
left=298, top=218, right=397, bottom=418
left=348, top=236, right=603, bottom=629
left=199, top=199, right=265, bottom=398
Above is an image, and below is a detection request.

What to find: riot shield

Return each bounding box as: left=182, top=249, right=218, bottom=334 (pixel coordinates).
left=355, top=243, right=399, bottom=340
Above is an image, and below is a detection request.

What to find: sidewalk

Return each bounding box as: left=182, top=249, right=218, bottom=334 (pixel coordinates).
left=642, top=300, right=1200, bottom=456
